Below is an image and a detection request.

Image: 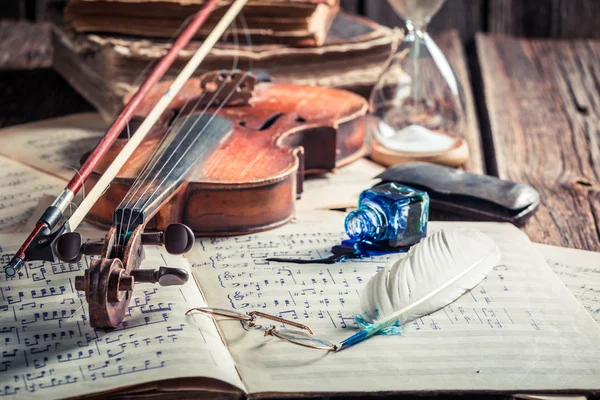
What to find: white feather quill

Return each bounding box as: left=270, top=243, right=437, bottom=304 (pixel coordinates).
left=336, top=228, right=501, bottom=350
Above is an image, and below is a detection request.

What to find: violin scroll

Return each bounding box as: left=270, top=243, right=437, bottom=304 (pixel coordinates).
left=61, top=223, right=192, bottom=328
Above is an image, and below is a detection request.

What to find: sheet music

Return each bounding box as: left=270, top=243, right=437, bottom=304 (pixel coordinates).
left=0, top=234, right=245, bottom=400
left=297, top=158, right=384, bottom=211
left=535, top=243, right=600, bottom=324
left=190, top=211, right=600, bottom=394
left=0, top=113, right=105, bottom=181
left=0, top=156, right=65, bottom=233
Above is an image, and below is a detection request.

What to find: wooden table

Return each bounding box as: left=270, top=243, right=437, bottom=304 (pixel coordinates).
left=476, top=34, right=600, bottom=251
left=1, top=20, right=598, bottom=252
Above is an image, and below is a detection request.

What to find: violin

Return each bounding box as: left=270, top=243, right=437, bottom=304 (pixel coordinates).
left=53, top=70, right=366, bottom=328
left=4, top=0, right=366, bottom=329
left=83, top=70, right=368, bottom=236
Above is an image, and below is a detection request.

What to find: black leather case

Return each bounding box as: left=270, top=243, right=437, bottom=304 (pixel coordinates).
left=375, top=162, right=540, bottom=226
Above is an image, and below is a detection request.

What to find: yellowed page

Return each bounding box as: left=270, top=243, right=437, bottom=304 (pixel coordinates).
left=0, top=156, right=65, bottom=233
left=0, top=234, right=245, bottom=399
left=535, top=243, right=600, bottom=324
left=0, top=113, right=105, bottom=180
left=190, top=211, right=600, bottom=394
left=297, top=158, right=385, bottom=211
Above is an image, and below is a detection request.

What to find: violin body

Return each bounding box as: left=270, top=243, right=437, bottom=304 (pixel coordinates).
left=84, top=72, right=368, bottom=235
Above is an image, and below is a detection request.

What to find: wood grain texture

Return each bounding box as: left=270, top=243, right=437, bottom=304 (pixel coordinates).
left=489, top=0, right=600, bottom=39
left=476, top=33, right=600, bottom=251
left=0, top=21, right=93, bottom=128
left=434, top=30, right=485, bottom=174
left=0, top=21, right=52, bottom=69
left=364, top=0, right=484, bottom=43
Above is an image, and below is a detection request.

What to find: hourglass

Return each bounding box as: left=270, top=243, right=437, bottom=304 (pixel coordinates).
left=369, top=0, right=469, bottom=167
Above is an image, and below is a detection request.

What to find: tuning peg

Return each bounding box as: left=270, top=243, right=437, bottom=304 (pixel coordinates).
left=55, top=232, right=83, bottom=263
left=55, top=233, right=105, bottom=263
left=141, top=223, right=194, bottom=255
left=130, top=267, right=189, bottom=287
left=81, top=241, right=105, bottom=256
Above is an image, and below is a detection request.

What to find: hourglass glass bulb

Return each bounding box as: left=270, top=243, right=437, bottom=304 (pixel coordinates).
left=388, top=0, right=446, bottom=31
left=368, top=0, right=469, bottom=167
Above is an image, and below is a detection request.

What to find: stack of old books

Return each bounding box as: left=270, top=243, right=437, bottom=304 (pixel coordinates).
left=51, top=0, right=397, bottom=121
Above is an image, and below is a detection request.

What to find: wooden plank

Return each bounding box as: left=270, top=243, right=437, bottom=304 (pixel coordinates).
left=489, top=0, right=600, bottom=39
left=364, top=0, right=484, bottom=44
left=0, top=21, right=52, bottom=69
left=475, top=33, right=600, bottom=251
left=0, top=22, right=92, bottom=128
left=436, top=30, right=484, bottom=174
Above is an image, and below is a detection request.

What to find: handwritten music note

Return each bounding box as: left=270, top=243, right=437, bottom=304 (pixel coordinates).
left=0, top=235, right=244, bottom=400
left=0, top=113, right=105, bottom=181
left=535, top=243, right=600, bottom=324
left=191, top=213, right=600, bottom=394
left=0, top=156, right=65, bottom=233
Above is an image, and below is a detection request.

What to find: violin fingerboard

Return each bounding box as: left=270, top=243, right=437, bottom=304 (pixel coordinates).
left=115, top=113, right=233, bottom=228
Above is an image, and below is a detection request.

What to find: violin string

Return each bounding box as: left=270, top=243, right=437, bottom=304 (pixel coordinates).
left=116, top=18, right=243, bottom=248
left=114, top=62, right=226, bottom=250
left=130, top=71, right=250, bottom=229
left=114, top=78, right=211, bottom=251
left=119, top=12, right=200, bottom=148
left=110, top=12, right=214, bottom=250
left=114, top=26, right=235, bottom=225
left=115, top=16, right=238, bottom=221
left=120, top=67, right=246, bottom=241
left=117, top=10, right=225, bottom=196
left=119, top=20, right=244, bottom=241
left=116, top=23, right=239, bottom=237
left=132, top=12, right=199, bottom=89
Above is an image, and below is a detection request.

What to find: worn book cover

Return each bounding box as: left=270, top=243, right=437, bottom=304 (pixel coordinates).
left=65, top=0, right=340, bottom=47
left=51, top=11, right=396, bottom=121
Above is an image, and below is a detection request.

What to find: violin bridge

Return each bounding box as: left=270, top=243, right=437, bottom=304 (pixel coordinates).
left=198, top=70, right=256, bottom=106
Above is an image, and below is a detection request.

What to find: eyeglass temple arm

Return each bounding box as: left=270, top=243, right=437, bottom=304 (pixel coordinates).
left=186, top=308, right=313, bottom=334
left=248, top=311, right=314, bottom=334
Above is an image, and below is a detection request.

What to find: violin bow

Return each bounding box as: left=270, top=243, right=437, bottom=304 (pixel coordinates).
left=4, top=0, right=248, bottom=277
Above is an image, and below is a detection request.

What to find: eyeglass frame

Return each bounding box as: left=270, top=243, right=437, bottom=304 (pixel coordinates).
left=186, top=307, right=336, bottom=351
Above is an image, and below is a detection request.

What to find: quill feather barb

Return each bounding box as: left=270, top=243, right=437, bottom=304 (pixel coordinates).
left=336, top=228, right=500, bottom=351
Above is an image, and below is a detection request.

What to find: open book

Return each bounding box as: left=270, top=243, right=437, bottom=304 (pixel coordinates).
left=2, top=210, right=599, bottom=399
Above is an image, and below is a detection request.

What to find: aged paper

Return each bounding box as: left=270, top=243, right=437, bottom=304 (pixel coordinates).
left=0, top=156, right=65, bottom=233
left=297, top=158, right=385, bottom=211
left=190, top=211, right=600, bottom=394
left=0, top=113, right=105, bottom=181
left=535, top=243, right=600, bottom=324
left=0, top=234, right=245, bottom=400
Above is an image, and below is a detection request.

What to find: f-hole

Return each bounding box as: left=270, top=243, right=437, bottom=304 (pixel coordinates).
left=242, top=112, right=285, bottom=131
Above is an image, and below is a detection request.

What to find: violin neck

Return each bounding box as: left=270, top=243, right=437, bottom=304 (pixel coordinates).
left=115, top=112, right=233, bottom=232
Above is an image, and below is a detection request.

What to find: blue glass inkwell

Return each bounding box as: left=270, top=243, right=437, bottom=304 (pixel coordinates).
left=267, top=182, right=429, bottom=264
left=346, top=182, right=429, bottom=249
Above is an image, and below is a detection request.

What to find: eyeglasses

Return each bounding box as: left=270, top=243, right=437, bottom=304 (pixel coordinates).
left=186, top=307, right=337, bottom=351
